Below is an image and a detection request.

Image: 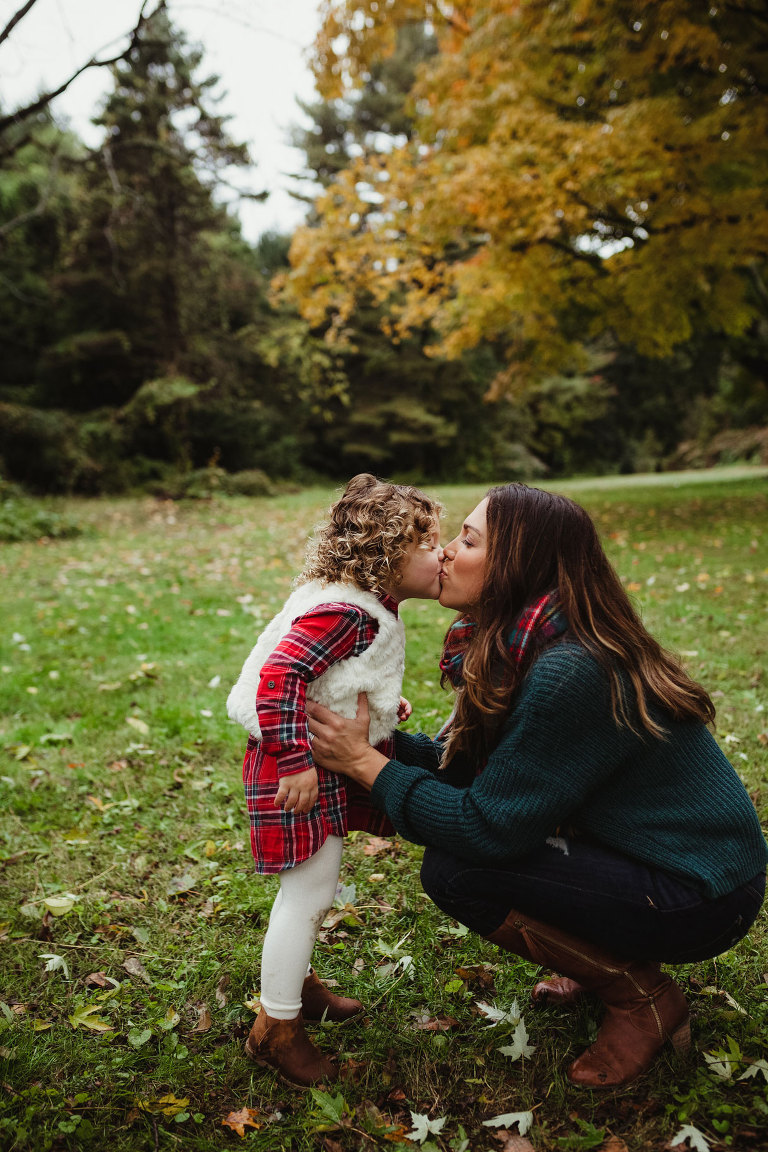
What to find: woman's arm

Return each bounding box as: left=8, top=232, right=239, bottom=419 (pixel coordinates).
left=313, top=647, right=637, bottom=865
left=307, top=695, right=446, bottom=786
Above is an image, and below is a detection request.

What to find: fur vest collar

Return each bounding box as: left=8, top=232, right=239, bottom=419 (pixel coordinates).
left=226, top=580, right=406, bottom=746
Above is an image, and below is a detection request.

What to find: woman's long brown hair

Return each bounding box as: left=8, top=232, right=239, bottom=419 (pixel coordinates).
left=443, top=483, right=716, bottom=765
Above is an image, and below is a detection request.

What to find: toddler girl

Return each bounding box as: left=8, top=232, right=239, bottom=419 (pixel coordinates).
left=227, top=474, right=441, bottom=1085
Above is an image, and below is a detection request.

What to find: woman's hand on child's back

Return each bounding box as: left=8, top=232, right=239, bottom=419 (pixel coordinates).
left=274, top=768, right=319, bottom=814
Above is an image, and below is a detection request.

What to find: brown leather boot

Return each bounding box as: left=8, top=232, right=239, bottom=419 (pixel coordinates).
left=485, top=909, right=690, bottom=1088
left=301, top=969, right=364, bottom=1021
left=531, top=976, right=585, bottom=1005
left=245, top=1008, right=338, bottom=1087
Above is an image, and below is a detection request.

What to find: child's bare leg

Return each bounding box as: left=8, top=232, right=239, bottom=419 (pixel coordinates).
left=260, top=835, right=343, bottom=1018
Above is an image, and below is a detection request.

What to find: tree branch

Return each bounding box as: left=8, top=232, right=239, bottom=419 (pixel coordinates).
left=0, top=0, right=41, bottom=48
left=0, top=0, right=159, bottom=136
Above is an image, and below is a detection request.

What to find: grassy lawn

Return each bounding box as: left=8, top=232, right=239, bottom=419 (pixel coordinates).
left=1, top=471, right=766, bottom=1152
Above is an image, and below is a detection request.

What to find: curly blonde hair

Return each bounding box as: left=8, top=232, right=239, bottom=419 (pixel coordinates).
left=299, top=474, right=442, bottom=595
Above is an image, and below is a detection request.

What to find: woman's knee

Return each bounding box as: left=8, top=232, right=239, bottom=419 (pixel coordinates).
left=419, top=847, right=460, bottom=908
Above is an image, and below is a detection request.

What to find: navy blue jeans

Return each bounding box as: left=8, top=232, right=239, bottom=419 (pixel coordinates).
left=420, top=836, right=765, bottom=963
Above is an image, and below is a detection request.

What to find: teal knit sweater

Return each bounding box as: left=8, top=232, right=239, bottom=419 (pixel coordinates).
left=372, top=643, right=767, bottom=899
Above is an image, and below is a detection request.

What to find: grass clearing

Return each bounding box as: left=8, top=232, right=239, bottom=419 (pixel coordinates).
left=1, top=471, right=767, bottom=1151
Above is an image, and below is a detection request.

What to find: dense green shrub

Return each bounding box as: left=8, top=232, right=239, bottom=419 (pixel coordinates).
left=0, top=479, right=82, bottom=542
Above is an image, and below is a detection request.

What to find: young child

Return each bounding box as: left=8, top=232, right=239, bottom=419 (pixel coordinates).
left=227, top=474, right=442, bottom=1086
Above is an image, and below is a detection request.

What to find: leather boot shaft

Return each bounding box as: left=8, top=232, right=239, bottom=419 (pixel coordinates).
left=484, top=908, right=690, bottom=1088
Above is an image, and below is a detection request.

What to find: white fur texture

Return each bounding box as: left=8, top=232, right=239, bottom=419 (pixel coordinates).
left=226, top=580, right=405, bottom=746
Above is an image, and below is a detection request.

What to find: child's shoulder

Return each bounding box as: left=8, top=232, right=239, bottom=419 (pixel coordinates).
left=297, top=600, right=370, bottom=624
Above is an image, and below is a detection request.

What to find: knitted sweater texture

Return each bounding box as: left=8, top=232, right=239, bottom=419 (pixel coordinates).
left=373, top=642, right=767, bottom=899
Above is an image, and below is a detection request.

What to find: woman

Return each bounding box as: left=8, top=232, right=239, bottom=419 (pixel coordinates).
left=307, top=483, right=767, bottom=1089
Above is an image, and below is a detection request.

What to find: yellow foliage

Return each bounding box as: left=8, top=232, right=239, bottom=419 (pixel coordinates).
left=286, top=0, right=768, bottom=386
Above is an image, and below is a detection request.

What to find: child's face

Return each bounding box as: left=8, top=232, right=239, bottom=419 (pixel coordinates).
left=388, top=519, right=442, bottom=603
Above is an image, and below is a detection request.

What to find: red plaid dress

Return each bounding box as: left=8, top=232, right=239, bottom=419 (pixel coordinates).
left=242, top=598, right=396, bottom=873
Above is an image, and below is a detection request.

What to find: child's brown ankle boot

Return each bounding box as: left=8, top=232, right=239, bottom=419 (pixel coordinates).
left=301, top=969, right=364, bottom=1021
left=245, top=1008, right=338, bottom=1087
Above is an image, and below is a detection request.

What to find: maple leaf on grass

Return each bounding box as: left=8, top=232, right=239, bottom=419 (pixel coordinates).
left=221, top=1106, right=261, bottom=1136
left=482, top=1111, right=533, bottom=1135
left=668, top=1124, right=711, bottom=1152
left=498, top=1019, right=536, bottom=1061
left=406, top=1112, right=446, bottom=1142
left=68, top=1003, right=113, bottom=1032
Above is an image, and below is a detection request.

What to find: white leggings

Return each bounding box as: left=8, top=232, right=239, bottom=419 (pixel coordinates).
left=259, top=835, right=344, bottom=1019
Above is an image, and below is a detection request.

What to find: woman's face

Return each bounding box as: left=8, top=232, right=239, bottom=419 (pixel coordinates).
left=439, top=497, right=488, bottom=612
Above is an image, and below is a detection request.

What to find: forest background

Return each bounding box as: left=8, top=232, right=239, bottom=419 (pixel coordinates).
left=0, top=0, right=767, bottom=498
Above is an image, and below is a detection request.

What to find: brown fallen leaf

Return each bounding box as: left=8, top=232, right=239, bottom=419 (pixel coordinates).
left=192, top=1005, right=212, bottom=1032
left=411, top=1014, right=459, bottom=1031
left=85, top=972, right=109, bottom=988
left=599, top=1138, right=629, bottom=1152
left=123, top=956, right=152, bottom=984
left=322, top=905, right=363, bottom=930
left=493, top=1131, right=535, bottom=1152
left=363, top=836, right=392, bottom=856
left=222, top=1107, right=261, bottom=1136
left=215, top=974, right=229, bottom=1007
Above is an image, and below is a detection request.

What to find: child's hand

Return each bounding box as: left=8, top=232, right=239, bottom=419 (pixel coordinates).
left=274, top=767, right=318, bottom=814
left=397, top=695, right=412, bottom=723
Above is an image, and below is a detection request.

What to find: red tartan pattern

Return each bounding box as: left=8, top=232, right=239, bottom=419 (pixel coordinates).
left=242, top=599, right=397, bottom=873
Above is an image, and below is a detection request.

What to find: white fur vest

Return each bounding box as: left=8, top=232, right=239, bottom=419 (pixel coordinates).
left=226, top=580, right=405, bottom=746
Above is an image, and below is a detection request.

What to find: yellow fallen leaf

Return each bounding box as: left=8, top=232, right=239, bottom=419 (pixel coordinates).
left=136, top=1093, right=190, bottom=1117
left=68, top=1003, right=113, bottom=1031
left=126, top=716, right=149, bottom=735
left=31, top=1019, right=53, bottom=1031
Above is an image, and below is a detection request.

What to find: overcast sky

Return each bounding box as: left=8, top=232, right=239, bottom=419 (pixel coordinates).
left=0, top=0, right=323, bottom=241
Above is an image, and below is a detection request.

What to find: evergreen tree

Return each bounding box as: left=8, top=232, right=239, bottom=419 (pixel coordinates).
left=41, top=1, right=254, bottom=412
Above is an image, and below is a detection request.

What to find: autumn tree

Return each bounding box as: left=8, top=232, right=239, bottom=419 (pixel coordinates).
left=284, top=0, right=768, bottom=394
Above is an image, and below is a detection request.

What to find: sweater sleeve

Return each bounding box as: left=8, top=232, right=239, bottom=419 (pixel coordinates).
left=370, top=646, right=637, bottom=864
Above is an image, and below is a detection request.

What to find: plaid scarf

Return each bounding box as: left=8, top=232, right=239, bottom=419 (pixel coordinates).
left=439, top=590, right=568, bottom=688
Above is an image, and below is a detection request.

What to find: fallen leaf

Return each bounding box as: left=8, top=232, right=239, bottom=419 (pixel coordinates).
left=167, top=872, right=196, bottom=897
left=192, top=1005, right=212, bottom=1032
left=322, top=905, right=363, bottom=930
left=406, top=1112, right=446, bottom=1142
left=493, top=1133, right=536, bottom=1152
left=87, top=795, right=114, bottom=812
left=31, top=1019, right=53, bottom=1031
left=668, top=1124, right=711, bottom=1151
left=85, top=972, right=108, bottom=988
left=68, top=1003, right=113, bottom=1032
left=483, top=1112, right=533, bottom=1135
left=363, top=836, right=392, bottom=856
left=125, top=716, right=149, bottom=735
left=123, top=957, right=152, bottom=984
left=600, top=1139, right=629, bottom=1152
left=222, top=1106, right=261, bottom=1136
left=40, top=952, right=69, bottom=978
left=43, top=894, right=76, bottom=916
left=498, top=1019, right=536, bottom=1061
left=215, top=974, right=229, bottom=1007
left=136, top=1093, right=189, bottom=1117
left=411, top=1014, right=459, bottom=1031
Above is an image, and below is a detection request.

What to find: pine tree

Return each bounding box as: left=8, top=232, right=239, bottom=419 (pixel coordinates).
left=42, top=1, right=254, bottom=411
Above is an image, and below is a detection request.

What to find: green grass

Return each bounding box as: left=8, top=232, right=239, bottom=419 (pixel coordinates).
left=0, top=470, right=766, bottom=1152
